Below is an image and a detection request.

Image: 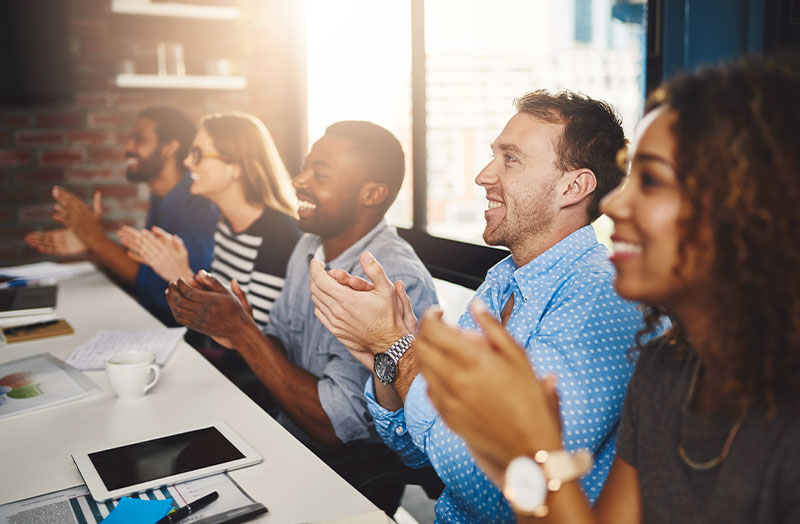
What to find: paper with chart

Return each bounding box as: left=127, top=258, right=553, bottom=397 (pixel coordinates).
left=0, top=473, right=266, bottom=524
left=66, top=327, right=187, bottom=370
left=0, top=354, right=99, bottom=420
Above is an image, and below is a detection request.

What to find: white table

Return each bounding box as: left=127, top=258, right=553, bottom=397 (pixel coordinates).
left=0, top=269, right=378, bottom=522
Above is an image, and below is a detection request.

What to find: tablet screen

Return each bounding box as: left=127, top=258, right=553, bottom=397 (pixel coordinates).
left=88, top=426, right=245, bottom=490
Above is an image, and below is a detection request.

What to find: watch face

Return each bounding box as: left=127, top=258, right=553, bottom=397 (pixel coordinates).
left=374, top=353, right=397, bottom=385
left=504, top=456, right=547, bottom=513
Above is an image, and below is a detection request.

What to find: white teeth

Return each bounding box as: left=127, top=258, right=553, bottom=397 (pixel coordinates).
left=190, top=172, right=201, bottom=181
left=612, top=241, right=642, bottom=254
left=125, top=158, right=138, bottom=167
left=487, top=201, right=504, bottom=210
left=298, top=200, right=317, bottom=211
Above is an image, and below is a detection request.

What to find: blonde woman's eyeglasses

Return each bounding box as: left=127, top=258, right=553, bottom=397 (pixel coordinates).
left=188, top=146, right=226, bottom=165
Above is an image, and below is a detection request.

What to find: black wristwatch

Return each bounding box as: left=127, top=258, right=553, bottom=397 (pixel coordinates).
left=373, top=334, right=415, bottom=385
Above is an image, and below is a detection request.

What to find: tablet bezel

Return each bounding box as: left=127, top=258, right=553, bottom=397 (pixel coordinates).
left=71, top=421, right=262, bottom=502
left=0, top=285, right=57, bottom=318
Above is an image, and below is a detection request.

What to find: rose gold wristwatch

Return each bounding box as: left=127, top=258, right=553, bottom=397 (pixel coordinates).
left=503, top=449, right=593, bottom=517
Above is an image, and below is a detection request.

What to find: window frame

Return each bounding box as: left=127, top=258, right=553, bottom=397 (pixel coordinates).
left=397, top=0, right=660, bottom=288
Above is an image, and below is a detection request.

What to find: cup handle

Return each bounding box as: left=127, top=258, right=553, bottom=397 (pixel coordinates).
left=144, top=364, right=160, bottom=393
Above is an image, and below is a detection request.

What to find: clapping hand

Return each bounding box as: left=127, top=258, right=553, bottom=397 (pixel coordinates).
left=415, top=301, right=564, bottom=487
left=166, top=270, right=255, bottom=349
left=25, top=186, right=103, bottom=256
left=309, top=251, right=412, bottom=370
left=51, top=186, right=104, bottom=244
left=119, top=225, right=192, bottom=282
left=25, top=228, right=88, bottom=256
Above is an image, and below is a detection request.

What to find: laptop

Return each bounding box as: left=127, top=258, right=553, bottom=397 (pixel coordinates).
left=0, top=285, right=57, bottom=318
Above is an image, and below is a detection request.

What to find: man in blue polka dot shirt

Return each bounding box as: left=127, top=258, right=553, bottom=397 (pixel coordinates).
left=310, top=90, right=644, bottom=523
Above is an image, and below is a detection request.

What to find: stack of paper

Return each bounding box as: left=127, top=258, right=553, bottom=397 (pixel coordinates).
left=0, top=261, right=95, bottom=283
left=0, top=473, right=265, bottom=524
left=66, top=327, right=187, bottom=370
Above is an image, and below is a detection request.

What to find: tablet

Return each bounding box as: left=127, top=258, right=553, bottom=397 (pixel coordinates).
left=72, top=422, right=262, bottom=501
left=0, top=285, right=57, bottom=318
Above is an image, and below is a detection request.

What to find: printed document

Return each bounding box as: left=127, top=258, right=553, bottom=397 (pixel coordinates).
left=66, top=327, right=187, bottom=370
left=0, top=473, right=265, bottom=524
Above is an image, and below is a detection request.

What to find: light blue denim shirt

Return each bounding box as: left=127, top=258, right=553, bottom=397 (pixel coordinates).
left=265, top=219, right=438, bottom=449
left=366, top=225, right=643, bottom=523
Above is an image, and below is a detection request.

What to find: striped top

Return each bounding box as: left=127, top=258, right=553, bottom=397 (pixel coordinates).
left=210, top=207, right=300, bottom=330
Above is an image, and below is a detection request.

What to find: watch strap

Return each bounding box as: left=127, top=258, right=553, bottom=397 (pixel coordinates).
left=535, top=449, right=593, bottom=491
left=385, top=333, right=415, bottom=364
left=504, top=449, right=594, bottom=517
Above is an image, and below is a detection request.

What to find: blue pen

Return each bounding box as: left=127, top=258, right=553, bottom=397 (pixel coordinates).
left=8, top=279, right=28, bottom=288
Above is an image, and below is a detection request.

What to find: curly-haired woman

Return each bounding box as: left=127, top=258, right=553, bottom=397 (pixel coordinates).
left=414, top=54, right=800, bottom=523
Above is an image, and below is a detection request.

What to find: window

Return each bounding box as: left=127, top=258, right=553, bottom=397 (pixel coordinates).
left=305, top=0, right=413, bottom=226
left=306, top=0, right=647, bottom=250
left=424, top=0, right=646, bottom=244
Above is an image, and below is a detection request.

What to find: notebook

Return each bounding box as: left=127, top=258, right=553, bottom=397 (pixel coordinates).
left=0, top=285, right=57, bottom=319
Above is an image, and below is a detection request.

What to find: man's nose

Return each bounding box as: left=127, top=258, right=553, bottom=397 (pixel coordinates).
left=292, top=169, right=310, bottom=188
left=475, top=159, right=499, bottom=187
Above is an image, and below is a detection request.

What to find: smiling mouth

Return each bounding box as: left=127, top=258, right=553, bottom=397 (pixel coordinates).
left=611, top=241, right=642, bottom=255
left=487, top=201, right=504, bottom=210
left=190, top=172, right=201, bottom=181
left=125, top=157, right=139, bottom=169
left=297, top=196, right=317, bottom=218
left=298, top=200, right=317, bottom=211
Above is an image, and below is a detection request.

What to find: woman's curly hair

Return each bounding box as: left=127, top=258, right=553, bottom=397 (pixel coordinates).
left=636, top=54, right=800, bottom=408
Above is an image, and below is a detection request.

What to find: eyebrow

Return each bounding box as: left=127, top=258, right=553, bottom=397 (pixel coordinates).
left=633, top=152, right=677, bottom=170
left=492, top=141, right=526, bottom=158
left=311, top=160, right=332, bottom=169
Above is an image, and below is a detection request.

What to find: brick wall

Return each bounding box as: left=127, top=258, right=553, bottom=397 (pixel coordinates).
left=0, top=0, right=306, bottom=264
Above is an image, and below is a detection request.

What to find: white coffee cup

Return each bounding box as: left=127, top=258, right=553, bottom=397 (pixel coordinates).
left=105, top=349, right=160, bottom=400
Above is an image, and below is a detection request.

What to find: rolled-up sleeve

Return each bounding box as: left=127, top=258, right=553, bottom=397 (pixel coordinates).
left=317, top=344, right=376, bottom=443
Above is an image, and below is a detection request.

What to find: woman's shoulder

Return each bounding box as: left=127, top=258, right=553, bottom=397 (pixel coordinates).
left=630, top=334, right=694, bottom=394
left=246, top=207, right=300, bottom=242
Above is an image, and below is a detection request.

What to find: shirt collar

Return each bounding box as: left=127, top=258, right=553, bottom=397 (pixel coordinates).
left=306, top=219, right=391, bottom=269
left=486, top=225, right=601, bottom=297
left=152, top=169, right=194, bottom=209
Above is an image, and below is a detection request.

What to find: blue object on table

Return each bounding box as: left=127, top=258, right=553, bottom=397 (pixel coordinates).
left=156, top=491, right=219, bottom=524
left=100, top=497, right=174, bottom=524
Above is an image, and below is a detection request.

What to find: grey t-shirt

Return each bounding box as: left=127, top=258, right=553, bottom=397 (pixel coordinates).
left=617, top=337, right=800, bottom=523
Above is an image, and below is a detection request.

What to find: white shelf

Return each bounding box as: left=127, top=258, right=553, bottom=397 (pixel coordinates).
left=115, top=74, right=247, bottom=90
left=110, top=0, right=241, bottom=20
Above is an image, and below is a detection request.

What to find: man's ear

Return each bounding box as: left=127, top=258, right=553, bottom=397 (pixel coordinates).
left=160, top=139, right=180, bottom=161
left=560, top=169, right=596, bottom=209
left=359, top=181, right=389, bottom=208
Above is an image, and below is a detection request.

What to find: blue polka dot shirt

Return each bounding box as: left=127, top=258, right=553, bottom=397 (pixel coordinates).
left=366, top=225, right=643, bottom=523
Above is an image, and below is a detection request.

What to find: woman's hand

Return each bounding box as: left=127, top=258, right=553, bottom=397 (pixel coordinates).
left=118, top=225, right=193, bottom=282
left=415, top=300, right=564, bottom=487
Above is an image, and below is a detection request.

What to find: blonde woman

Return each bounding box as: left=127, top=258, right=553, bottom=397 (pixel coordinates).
left=120, top=112, right=299, bottom=330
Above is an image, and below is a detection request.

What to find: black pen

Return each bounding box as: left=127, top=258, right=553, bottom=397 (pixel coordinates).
left=3, top=319, right=60, bottom=336
left=156, top=491, right=219, bottom=524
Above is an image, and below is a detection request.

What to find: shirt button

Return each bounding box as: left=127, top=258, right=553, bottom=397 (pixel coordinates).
left=395, top=426, right=404, bottom=435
